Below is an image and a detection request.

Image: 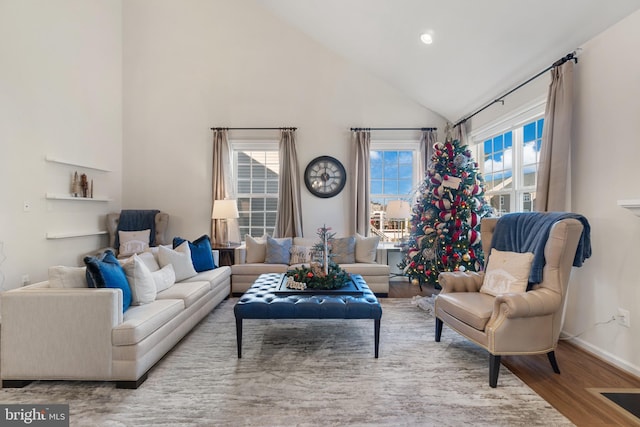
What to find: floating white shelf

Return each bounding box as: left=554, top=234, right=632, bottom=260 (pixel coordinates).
left=45, top=155, right=112, bottom=172
left=46, top=230, right=108, bottom=239
left=617, top=199, right=640, bottom=217
left=45, top=193, right=112, bottom=202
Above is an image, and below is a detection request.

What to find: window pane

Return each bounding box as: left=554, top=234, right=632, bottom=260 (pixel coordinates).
left=484, top=139, right=492, bottom=154
left=233, top=148, right=279, bottom=238
left=479, top=117, right=543, bottom=215
left=523, top=122, right=536, bottom=142
left=494, top=135, right=503, bottom=151
left=370, top=148, right=417, bottom=242
left=537, top=119, right=544, bottom=138
left=371, top=180, right=383, bottom=194
left=504, top=131, right=513, bottom=148
left=371, top=164, right=383, bottom=179
left=383, top=180, right=398, bottom=194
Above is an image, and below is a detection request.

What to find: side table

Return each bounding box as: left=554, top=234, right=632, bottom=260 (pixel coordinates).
left=211, top=243, right=240, bottom=267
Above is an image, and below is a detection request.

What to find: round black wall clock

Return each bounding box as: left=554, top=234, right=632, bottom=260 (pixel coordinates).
left=304, top=155, right=347, bottom=198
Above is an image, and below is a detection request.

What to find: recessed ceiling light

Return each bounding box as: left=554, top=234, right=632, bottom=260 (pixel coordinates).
left=420, top=33, right=433, bottom=45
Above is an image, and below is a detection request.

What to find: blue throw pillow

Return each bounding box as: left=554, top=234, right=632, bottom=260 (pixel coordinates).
left=173, top=235, right=216, bottom=272
left=84, top=250, right=132, bottom=312
left=265, top=236, right=292, bottom=264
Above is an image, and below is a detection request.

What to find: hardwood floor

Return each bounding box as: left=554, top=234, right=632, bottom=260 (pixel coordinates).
left=389, top=278, right=640, bottom=426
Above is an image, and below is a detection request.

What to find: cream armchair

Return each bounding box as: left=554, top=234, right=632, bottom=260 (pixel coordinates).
left=434, top=216, right=585, bottom=387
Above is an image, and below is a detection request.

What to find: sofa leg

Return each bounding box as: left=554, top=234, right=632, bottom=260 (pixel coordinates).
left=489, top=354, right=501, bottom=388
left=116, top=372, right=148, bottom=389
left=435, top=318, right=443, bottom=342
left=2, top=380, right=32, bottom=388
left=547, top=351, right=561, bottom=374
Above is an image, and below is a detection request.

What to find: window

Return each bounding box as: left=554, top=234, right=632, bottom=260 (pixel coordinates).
left=474, top=108, right=544, bottom=216
left=370, top=142, right=419, bottom=241
left=232, top=143, right=279, bottom=238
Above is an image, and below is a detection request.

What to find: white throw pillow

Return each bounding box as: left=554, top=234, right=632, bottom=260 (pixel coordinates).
left=480, top=249, right=534, bottom=297
left=157, top=242, right=197, bottom=282
left=290, top=245, right=312, bottom=265
left=119, top=229, right=151, bottom=257
left=355, top=234, right=380, bottom=263
left=48, top=266, right=87, bottom=288
left=245, top=234, right=267, bottom=263
left=138, top=251, right=160, bottom=272
left=152, top=264, right=176, bottom=293
left=121, top=254, right=157, bottom=305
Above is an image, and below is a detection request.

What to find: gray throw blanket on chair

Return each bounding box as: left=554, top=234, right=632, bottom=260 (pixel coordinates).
left=114, top=209, right=160, bottom=248
left=490, top=212, right=591, bottom=285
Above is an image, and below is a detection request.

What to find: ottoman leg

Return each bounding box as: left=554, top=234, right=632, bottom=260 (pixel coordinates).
left=235, top=317, right=243, bottom=358
left=374, top=318, right=381, bottom=358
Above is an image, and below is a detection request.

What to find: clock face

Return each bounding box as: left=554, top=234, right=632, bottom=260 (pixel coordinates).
left=304, top=156, right=346, bottom=198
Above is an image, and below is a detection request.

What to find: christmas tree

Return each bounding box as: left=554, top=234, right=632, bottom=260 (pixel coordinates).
left=398, top=139, right=493, bottom=289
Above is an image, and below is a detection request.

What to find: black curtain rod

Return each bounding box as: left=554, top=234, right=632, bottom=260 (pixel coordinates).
left=453, top=51, right=578, bottom=128
left=210, top=127, right=297, bottom=131
left=350, top=127, right=437, bottom=131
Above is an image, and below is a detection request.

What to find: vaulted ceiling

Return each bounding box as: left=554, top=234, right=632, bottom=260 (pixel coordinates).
left=257, top=0, right=640, bottom=122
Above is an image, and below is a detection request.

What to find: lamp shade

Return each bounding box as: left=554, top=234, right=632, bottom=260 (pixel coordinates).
left=212, top=199, right=239, bottom=219
left=386, top=200, right=411, bottom=219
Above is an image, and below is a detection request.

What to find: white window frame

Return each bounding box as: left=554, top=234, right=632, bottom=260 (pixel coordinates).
left=370, top=140, right=421, bottom=240
left=469, top=98, right=545, bottom=215
left=231, top=140, right=279, bottom=239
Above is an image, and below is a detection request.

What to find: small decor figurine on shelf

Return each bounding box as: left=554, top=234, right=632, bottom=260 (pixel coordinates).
left=71, top=171, right=81, bottom=197
left=285, top=225, right=351, bottom=290
left=80, top=173, right=88, bottom=198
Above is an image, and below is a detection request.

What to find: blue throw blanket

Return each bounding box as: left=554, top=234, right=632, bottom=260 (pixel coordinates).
left=490, top=212, right=591, bottom=285
left=114, top=209, right=160, bottom=248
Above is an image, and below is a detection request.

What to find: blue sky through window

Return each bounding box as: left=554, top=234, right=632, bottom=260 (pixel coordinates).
left=483, top=119, right=543, bottom=183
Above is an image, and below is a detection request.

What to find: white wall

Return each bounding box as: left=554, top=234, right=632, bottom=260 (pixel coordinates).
left=565, top=9, right=640, bottom=376
left=0, top=0, right=123, bottom=289
left=467, top=9, right=640, bottom=376
left=122, top=0, right=446, bottom=240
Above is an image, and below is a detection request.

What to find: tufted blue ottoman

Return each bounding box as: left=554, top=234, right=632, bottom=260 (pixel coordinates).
left=234, top=273, right=382, bottom=358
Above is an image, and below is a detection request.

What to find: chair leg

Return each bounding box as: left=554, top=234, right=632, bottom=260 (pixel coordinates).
left=489, top=354, right=501, bottom=388
left=435, top=317, right=443, bottom=342
left=547, top=351, right=561, bottom=374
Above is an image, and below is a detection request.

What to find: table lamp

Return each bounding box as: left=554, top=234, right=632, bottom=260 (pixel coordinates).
left=386, top=200, right=412, bottom=244
left=212, top=199, right=239, bottom=246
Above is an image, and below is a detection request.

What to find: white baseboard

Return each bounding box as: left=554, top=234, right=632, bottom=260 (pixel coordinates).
left=567, top=336, right=640, bottom=378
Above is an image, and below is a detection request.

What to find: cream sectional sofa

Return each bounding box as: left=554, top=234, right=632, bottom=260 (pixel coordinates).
left=231, top=236, right=390, bottom=296
left=1, top=257, right=230, bottom=389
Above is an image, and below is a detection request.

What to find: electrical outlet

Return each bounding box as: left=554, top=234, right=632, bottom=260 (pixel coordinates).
left=618, top=308, right=631, bottom=328
left=21, top=274, right=30, bottom=286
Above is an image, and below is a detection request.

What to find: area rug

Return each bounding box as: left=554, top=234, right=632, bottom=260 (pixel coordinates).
left=0, top=299, right=572, bottom=426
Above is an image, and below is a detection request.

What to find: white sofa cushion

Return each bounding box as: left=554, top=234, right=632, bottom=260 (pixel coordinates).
left=480, top=249, right=534, bottom=296
left=114, top=299, right=184, bottom=346
left=48, top=266, right=87, bottom=288
left=157, top=242, right=197, bottom=282
left=121, top=254, right=157, bottom=305
left=245, top=235, right=267, bottom=263
left=138, top=251, right=160, bottom=272
left=119, top=229, right=151, bottom=257
left=151, top=264, right=176, bottom=293
left=155, top=281, right=211, bottom=308
left=355, top=234, right=380, bottom=263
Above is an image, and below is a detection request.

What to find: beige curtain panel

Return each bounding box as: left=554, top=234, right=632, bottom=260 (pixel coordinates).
left=274, top=129, right=303, bottom=238
left=536, top=61, right=574, bottom=212
left=211, top=129, right=239, bottom=244
left=351, top=130, right=371, bottom=236
left=418, top=129, right=438, bottom=180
